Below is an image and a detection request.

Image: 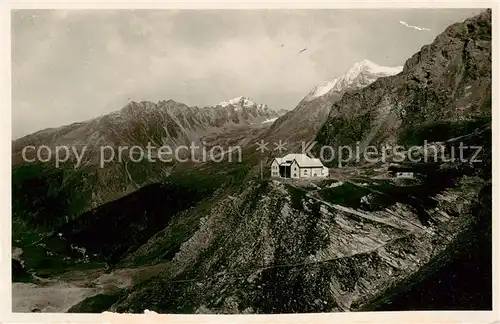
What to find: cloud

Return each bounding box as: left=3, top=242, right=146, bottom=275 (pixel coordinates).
left=399, top=20, right=431, bottom=31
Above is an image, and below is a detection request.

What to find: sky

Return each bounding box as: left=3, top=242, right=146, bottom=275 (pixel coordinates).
left=12, top=8, right=484, bottom=139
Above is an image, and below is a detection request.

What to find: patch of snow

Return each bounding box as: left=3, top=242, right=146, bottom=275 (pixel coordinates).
left=308, top=80, right=339, bottom=98
left=144, top=309, right=158, bottom=314
left=350, top=59, right=403, bottom=76
left=262, top=117, right=278, bottom=124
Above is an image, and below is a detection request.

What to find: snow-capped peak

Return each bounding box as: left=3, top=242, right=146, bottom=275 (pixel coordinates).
left=219, top=96, right=256, bottom=108
left=346, top=59, right=403, bottom=78
left=306, top=59, right=403, bottom=100
left=217, top=96, right=273, bottom=112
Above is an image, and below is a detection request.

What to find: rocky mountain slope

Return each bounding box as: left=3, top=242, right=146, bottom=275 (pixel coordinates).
left=109, top=175, right=488, bottom=313
left=47, top=150, right=487, bottom=313
left=315, top=9, right=491, bottom=161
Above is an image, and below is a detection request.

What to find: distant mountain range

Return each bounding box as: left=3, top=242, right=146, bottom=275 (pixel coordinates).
left=13, top=96, right=284, bottom=160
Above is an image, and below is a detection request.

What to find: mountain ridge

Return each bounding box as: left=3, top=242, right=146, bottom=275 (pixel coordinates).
left=314, top=9, right=491, bottom=160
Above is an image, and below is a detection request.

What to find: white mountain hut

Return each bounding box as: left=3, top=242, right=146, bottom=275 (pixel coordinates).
left=271, top=154, right=328, bottom=179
